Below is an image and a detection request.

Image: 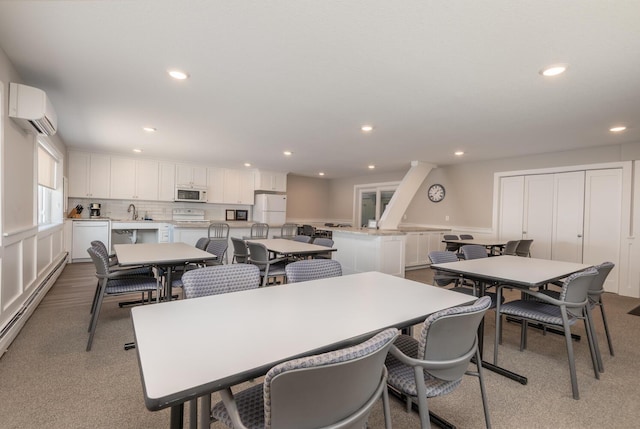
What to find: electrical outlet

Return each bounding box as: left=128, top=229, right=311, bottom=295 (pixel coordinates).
left=445, top=215, right=450, bottom=221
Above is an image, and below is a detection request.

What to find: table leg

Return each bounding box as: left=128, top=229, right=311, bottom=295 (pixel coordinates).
left=165, top=265, right=173, bottom=302
left=199, top=394, right=211, bottom=428
left=170, top=404, right=184, bottom=429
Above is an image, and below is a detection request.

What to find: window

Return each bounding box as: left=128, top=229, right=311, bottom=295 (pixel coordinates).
left=355, top=183, right=399, bottom=227
left=37, top=139, right=63, bottom=226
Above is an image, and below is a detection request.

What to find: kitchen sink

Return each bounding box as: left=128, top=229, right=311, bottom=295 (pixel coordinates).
left=111, top=220, right=163, bottom=230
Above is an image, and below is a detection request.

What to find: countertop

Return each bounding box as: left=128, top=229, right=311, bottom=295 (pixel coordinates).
left=316, top=225, right=450, bottom=236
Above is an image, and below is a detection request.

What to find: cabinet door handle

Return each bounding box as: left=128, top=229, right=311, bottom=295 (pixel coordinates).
left=577, top=234, right=583, bottom=238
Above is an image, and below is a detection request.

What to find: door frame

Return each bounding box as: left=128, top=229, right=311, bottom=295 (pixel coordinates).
left=353, top=181, right=400, bottom=228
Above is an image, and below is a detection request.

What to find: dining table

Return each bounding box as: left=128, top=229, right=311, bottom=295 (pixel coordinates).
left=244, top=237, right=337, bottom=259
left=431, top=255, right=592, bottom=384
left=114, top=242, right=216, bottom=302
left=441, top=237, right=508, bottom=255
left=131, top=271, right=476, bottom=429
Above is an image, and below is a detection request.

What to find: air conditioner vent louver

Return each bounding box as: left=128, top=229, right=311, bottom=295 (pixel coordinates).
left=9, top=82, right=58, bottom=136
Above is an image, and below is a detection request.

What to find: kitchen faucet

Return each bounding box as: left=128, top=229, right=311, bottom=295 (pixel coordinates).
left=127, top=204, right=138, bottom=220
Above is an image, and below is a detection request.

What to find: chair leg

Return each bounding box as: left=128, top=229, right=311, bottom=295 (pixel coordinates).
left=475, top=347, right=492, bottom=429
left=89, top=280, right=100, bottom=316
left=584, top=306, right=602, bottom=376
left=561, top=310, right=580, bottom=400
left=413, top=367, right=430, bottom=429
left=87, top=283, right=107, bottom=352
left=519, top=320, right=528, bottom=351
left=598, top=301, right=615, bottom=356
left=382, top=385, right=392, bottom=429
left=494, top=289, right=502, bottom=365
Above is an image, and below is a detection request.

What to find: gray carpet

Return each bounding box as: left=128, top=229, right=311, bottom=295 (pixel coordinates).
left=1, top=263, right=640, bottom=428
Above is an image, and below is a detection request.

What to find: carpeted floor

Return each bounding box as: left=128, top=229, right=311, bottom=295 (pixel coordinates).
left=627, top=304, right=640, bottom=316
left=1, top=263, right=640, bottom=428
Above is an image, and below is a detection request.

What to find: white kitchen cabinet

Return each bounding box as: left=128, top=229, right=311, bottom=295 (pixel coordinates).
left=405, top=231, right=444, bottom=268
left=68, top=151, right=111, bottom=198
left=109, top=157, right=159, bottom=200
left=158, top=162, right=176, bottom=201
left=223, top=169, right=255, bottom=204
left=71, top=220, right=110, bottom=261
left=176, top=164, right=207, bottom=187
left=207, top=167, right=225, bottom=204
left=172, top=227, right=209, bottom=247
left=254, top=170, right=287, bottom=192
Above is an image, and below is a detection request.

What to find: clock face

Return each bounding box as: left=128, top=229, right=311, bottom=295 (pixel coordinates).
left=428, top=184, right=445, bottom=203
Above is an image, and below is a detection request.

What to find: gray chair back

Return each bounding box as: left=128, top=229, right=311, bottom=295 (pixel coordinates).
left=208, top=223, right=230, bottom=240
left=442, top=234, right=460, bottom=252
left=91, top=240, right=117, bottom=265
left=301, top=224, right=315, bottom=236
left=266, top=328, right=398, bottom=428
left=181, top=264, right=260, bottom=299
left=417, top=296, right=491, bottom=381
left=503, top=240, right=520, bottom=255
left=589, top=261, right=614, bottom=296
left=312, top=237, right=334, bottom=247
left=250, top=223, right=269, bottom=239
left=247, top=241, right=270, bottom=268
left=459, top=234, right=474, bottom=239
left=205, top=239, right=228, bottom=265
left=561, top=268, right=599, bottom=317
left=292, top=235, right=312, bottom=243
left=195, top=237, right=210, bottom=250
left=285, top=259, right=342, bottom=283
left=461, top=244, right=488, bottom=260
left=280, top=223, right=298, bottom=239
left=515, top=239, right=533, bottom=257
left=230, top=237, right=248, bottom=263
left=428, top=251, right=460, bottom=287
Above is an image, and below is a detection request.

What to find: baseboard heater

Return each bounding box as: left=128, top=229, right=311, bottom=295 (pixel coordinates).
left=0, top=253, right=68, bottom=351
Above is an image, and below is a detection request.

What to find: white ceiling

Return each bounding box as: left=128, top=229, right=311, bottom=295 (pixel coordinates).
left=1, top=1, right=639, bottom=178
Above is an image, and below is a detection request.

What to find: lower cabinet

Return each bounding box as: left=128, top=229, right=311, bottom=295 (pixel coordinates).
left=405, top=232, right=445, bottom=268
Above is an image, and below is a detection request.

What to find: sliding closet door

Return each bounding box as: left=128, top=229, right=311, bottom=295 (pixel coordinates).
left=523, top=175, right=554, bottom=259
left=583, top=169, right=622, bottom=293
left=552, top=171, right=585, bottom=263
left=498, top=176, right=524, bottom=240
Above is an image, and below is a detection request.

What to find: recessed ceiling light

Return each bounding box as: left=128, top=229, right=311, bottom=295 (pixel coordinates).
left=368, top=164, right=375, bottom=169
left=318, top=172, right=325, bottom=176
left=133, top=149, right=143, bottom=153
left=540, top=64, right=568, bottom=77
left=143, top=127, right=157, bottom=132
left=361, top=125, right=373, bottom=132
left=168, top=70, right=189, bottom=80
left=244, top=162, right=252, bottom=167
left=609, top=126, right=627, bottom=132
left=454, top=151, right=464, bottom=156
left=283, top=151, right=293, bottom=156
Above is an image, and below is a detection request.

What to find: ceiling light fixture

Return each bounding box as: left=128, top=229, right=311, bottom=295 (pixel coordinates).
left=244, top=162, right=252, bottom=167
left=454, top=151, right=464, bottom=156
left=361, top=125, right=373, bottom=132
left=540, top=64, right=568, bottom=77
left=318, top=172, right=325, bottom=176
left=283, top=151, right=293, bottom=156
left=609, top=126, right=627, bottom=132
left=133, top=149, right=143, bottom=153
left=143, top=127, right=157, bottom=132
left=168, top=70, right=189, bottom=80
left=368, top=164, right=375, bottom=169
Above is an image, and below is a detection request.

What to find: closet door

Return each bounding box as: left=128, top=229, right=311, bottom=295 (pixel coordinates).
left=498, top=176, right=525, bottom=240
left=552, top=171, right=585, bottom=263
left=583, top=169, right=622, bottom=293
left=523, top=175, right=554, bottom=259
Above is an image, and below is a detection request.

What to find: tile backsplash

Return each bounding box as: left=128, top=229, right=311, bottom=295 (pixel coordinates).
left=67, top=198, right=252, bottom=221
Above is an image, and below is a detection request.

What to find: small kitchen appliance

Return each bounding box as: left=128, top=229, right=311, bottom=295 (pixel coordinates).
left=89, top=203, right=101, bottom=218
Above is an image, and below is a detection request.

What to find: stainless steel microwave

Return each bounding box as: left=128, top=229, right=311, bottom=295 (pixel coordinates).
left=175, top=186, right=207, bottom=203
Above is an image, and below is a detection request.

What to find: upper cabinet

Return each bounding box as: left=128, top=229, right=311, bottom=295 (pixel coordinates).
left=208, top=168, right=255, bottom=204
left=254, top=170, right=287, bottom=192
left=207, top=167, right=225, bottom=204
left=176, top=164, right=207, bottom=188
left=158, top=162, right=176, bottom=201
left=68, top=151, right=111, bottom=198
left=109, top=157, right=159, bottom=200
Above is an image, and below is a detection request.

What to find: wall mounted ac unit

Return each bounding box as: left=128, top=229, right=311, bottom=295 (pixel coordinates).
left=8, top=82, right=58, bottom=136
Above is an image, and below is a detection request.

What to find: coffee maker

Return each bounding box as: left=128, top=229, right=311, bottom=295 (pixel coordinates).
left=89, top=203, right=101, bottom=218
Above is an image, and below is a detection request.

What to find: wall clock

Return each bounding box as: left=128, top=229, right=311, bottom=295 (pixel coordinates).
left=427, top=184, right=445, bottom=203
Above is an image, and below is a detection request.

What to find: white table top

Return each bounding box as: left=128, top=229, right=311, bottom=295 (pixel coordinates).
left=114, top=242, right=216, bottom=266
left=432, top=255, right=591, bottom=288
left=245, top=238, right=336, bottom=255
left=131, top=271, right=474, bottom=410
left=442, top=238, right=507, bottom=247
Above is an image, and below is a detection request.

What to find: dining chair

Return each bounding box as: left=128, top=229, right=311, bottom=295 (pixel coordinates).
left=231, top=237, right=249, bottom=263
left=385, top=296, right=492, bottom=429
left=459, top=234, right=474, bottom=239
left=310, top=237, right=334, bottom=259
left=494, top=268, right=600, bottom=399
left=502, top=240, right=520, bottom=256
left=539, top=262, right=615, bottom=371
left=247, top=241, right=287, bottom=286
left=301, top=224, right=315, bottom=237
left=515, top=239, right=533, bottom=257
left=460, top=244, right=489, bottom=260
left=442, top=234, right=461, bottom=253
left=208, top=222, right=230, bottom=241
left=211, top=328, right=400, bottom=429
left=194, top=237, right=210, bottom=251
left=428, top=251, right=475, bottom=295
left=204, top=239, right=228, bottom=266
left=279, top=223, right=298, bottom=239
left=250, top=222, right=269, bottom=239
left=292, top=235, right=312, bottom=243
left=181, top=264, right=260, bottom=299
left=285, top=259, right=342, bottom=283
left=86, top=246, right=159, bottom=352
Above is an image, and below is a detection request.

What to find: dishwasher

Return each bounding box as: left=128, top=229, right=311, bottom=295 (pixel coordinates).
left=72, top=220, right=110, bottom=261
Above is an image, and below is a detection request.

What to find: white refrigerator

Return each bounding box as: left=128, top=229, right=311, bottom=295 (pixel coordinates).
left=253, top=194, right=287, bottom=224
